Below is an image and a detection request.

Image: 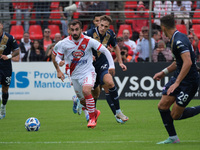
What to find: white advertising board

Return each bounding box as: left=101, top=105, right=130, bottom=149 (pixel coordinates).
left=3, top=62, right=75, bottom=100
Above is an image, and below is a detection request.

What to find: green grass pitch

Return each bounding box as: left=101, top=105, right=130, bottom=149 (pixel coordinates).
left=0, top=100, right=200, bottom=150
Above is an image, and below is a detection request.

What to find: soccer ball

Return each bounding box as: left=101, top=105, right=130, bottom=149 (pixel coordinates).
left=25, top=117, right=40, bottom=131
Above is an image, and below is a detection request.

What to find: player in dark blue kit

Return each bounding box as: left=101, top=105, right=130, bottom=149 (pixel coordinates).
left=84, top=15, right=129, bottom=123
left=153, top=15, right=200, bottom=144
left=0, top=21, right=19, bottom=119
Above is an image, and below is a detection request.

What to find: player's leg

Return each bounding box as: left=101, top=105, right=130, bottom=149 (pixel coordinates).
left=157, top=95, right=180, bottom=144
left=175, top=83, right=200, bottom=120
left=81, top=72, right=100, bottom=128
left=102, top=73, right=129, bottom=122
left=91, top=85, right=100, bottom=107
left=72, top=95, right=80, bottom=114
left=0, top=85, right=9, bottom=119
left=72, top=94, right=89, bottom=121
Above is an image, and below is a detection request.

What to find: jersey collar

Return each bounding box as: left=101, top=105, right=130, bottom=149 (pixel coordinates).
left=69, top=34, right=84, bottom=45
left=95, top=27, right=107, bottom=38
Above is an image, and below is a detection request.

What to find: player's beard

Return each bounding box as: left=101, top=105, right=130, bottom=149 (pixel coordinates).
left=72, top=33, right=81, bottom=40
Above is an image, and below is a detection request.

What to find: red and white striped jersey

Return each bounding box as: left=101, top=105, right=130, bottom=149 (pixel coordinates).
left=55, top=34, right=114, bottom=79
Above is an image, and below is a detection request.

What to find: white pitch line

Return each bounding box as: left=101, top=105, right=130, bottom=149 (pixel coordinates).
left=0, top=140, right=200, bottom=144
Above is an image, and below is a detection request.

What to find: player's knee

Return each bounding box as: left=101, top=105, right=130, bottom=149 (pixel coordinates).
left=158, top=102, right=167, bottom=110
left=82, top=88, right=91, bottom=96
left=158, top=100, right=170, bottom=110
left=105, top=80, right=114, bottom=89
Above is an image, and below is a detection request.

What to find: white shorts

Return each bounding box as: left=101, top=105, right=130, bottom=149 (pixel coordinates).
left=71, top=71, right=96, bottom=101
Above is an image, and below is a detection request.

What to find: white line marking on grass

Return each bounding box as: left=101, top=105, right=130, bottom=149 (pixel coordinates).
left=0, top=140, right=200, bottom=144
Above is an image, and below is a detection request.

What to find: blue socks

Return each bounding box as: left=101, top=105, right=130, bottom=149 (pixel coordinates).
left=179, top=106, right=200, bottom=120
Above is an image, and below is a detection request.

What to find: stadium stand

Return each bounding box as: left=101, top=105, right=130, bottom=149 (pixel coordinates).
left=117, top=24, right=133, bottom=38
left=29, top=25, right=43, bottom=40
left=176, top=24, right=187, bottom=35
left=192, top=9, right=200, bottom=24
left=49, top=9, right=61, bottom=24
left=10, top=25, right=24, bottom=40
left=192, top=24, right=200, bottom=39
left=48, top=25, right=60, bottom=39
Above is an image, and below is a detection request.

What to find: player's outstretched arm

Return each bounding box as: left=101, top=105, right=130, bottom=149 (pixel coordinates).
left=153, top=61, right=177, bottom=81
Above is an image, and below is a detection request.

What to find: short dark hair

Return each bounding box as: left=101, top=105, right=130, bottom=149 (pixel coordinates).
left=160, top=15, right=175, bottom=29
left=93, top=13, right=103, bottom=20
left=117, top=37, right=123, bottom=42
left=122, top=46, right=128, bottom=51
left=100, top=15, right=112, bottom=24
left=68, top=20, right=82, bottom=29
left=152, top=29, right=159, bottom=36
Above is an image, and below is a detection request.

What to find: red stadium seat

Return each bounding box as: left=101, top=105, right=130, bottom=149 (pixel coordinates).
left=29, top=10, right=36, bottom=24
left=192, top=24, right=200, bottom=39
left=109, top=25, right=115, bottom=33
left=124, top=1, right=137, bottom=9
left=48, top=25, right=60, bottom=39
left=29, top=25, right=43, bottom=40
left=10, top=25, right=24, bottom=40
left=73, top=12, right=80, bottom=19
left=49, top=9, right=61, bottom=24
left=50, top=2, right=60, bottom=10
left=73, top=2, right=80, bottom=19
left=117, top=24, right=133, bottom=38
left=83, top=25, right=88, bottom=31
left=176, top=24, right=187, bottom=35
left=11, top=12, right=24, bottom=25
left=192, top=9, right=200, bottom=24
left=125, top=9, right=135, bottom=24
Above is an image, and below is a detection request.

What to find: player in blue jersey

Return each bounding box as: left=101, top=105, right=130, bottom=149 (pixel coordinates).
left=153, top=15, right=200, bottom=144
left=84, top=15, right=129, bottom=123
left=0, top=21, right=19, bottom=119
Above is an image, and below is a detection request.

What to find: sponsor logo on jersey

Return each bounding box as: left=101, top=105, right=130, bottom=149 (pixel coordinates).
left=72, top=50, right=85, bottom=58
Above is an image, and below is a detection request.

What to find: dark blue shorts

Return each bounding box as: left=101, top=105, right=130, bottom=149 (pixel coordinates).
left=94, top=63, right=109, bottom=89
left=0, top=69, right=12, bottom=86
left=162, top=77, right=199, bottom=107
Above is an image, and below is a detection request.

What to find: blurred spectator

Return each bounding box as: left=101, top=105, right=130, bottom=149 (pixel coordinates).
left=23, top=40, right=45, bottom=62
left=0, top=2, right=10, bottom=33
left=134, top=26, right=155, bottom=62
left=132, top=5, right=149, bottom=41
left=88, top=1, right=108, bottom=12
left=44, top=33, right=62, bottom=61
left=12, top=2, right=33, bottom=32
left=173, top=1, right=192, bottom=34
left=123, top=29, right=137, bottom=61
left=117, top=37, right=133, bottom=56
left=152, top=29, right=161, bottom=49
left=152, top=40, right=173, bottom=62
left=107, top=1, right=125, bottom=32
left=188, top=28, right=200, bottom=61
left=110, top=37, right=132, bottom=60
left=197, top=1, right=200, bottom=9
left=40, top=28, right=53, bottom=52
left=162, top=32, right=171, bottom=49
left=34, top=2, right=50, bottom=30
left=153, top=1, right=172, bottom=30
left=114, top=46, right=132, bottom=63
left=59, top=1, right=69, bottom=37
left=77, top=2, right=93, bottom=25
left=19, top=32, right=32, bottom=62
